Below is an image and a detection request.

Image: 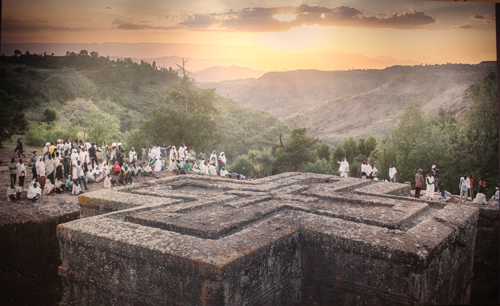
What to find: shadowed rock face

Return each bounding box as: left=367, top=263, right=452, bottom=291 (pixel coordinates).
left=58, top=173, right=480, bottom=305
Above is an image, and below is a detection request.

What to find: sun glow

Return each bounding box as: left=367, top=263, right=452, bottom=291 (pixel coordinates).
left=273, top=14, right=297, bottom=22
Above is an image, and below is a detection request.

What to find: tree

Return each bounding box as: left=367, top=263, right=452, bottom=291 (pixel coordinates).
left=86, top=107, right=121, bottom=145
left=228, top=155, right=255, bottom=177
left=316, top=142, right=331, bottom=162
left=255, top=150, right=276, bottom=177
left=332, top=144, right=346, bottom=162
left=90, top=51, right=99, bottom=58
left=305, top=159, right=331, bottom=175
left=61, top=99, right=94, bottom=140
left=343, top=137, right=358, bottom=163
left=0, top=90, right=26, bottom=147
left=274, top=128, right=318, bottom=172
left=42, top=108, right=58, bottom=123
left=14, top=50, right=22, bottom=57
left=364, top=135, right=377, bottom=157
left=79, top=49, right=89, bottom=57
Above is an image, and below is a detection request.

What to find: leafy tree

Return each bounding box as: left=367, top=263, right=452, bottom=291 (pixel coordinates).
left=305, top=159, right=331, bottom=175
left=364, top=135, right=377, bottom=157
left=316, top=142, right=331, bottom=162
left=0, top=90, right=26, bottom=146
left=332, top=144, right=346, bottom=162
left=42, top=108, right=58, bottom=123
left=79, top=49, right=89, bottom=57
left=357, top=138, right=365, bottom=157
left=86, top=107, right=121, bottom=145
left=141, top=105, right=218, bottom=151
left=255, top=150, right=276, bottom=177
left=343, top=136, right=358, bottom=163
left=228, top=155, right=255, bottom=177
left=274, top=128, right=318, bottom=172
left=248, top=150, right=259, bottom=164
left=14, top=50, right=22, bottom=57
left=90, top=51, right=99, bottom=58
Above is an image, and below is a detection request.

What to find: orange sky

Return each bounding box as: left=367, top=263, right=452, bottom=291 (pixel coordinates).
left=1, top=0, right=496, bottom=71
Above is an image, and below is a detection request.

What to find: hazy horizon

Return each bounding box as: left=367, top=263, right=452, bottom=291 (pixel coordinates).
left=1, top=0, right=496, bottom=71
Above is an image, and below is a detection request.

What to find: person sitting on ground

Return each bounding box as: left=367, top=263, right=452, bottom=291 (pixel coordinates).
left=119, top=164, right=132, bottom=185
left=220, top=167, right=228, bottom=177
left=7, top=182, right=22, bottom=201
left=208, top=162, right=217, bottom=175
left=43, top=178, right=55, bottom=195
left=65, top=175, right=74, bottom=192
left=54, top=179, right=64, bottom=194
left=143, top=163, right=153, bottom=176
left=86, top=168, right=96, bottom=183
left=27, top=179, right=42, bottom=201
left=72, top=180, right=82, bottom=195
left=103, top=174, right=112, bottom=188
left=112, top=161, right=121, bottom=175
left=439, top=189, right=453, bottom=200
left=184, top=159, right=193, bottom=172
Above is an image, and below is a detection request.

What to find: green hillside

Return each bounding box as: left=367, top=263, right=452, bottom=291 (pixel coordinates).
left=0, top=53, right=290, bottom=161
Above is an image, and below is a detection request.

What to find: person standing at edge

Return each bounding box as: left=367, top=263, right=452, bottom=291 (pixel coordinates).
left=8, top=157, right=17, bottom=186
left=389, top=164, right=397, bottom=183
left=431, top=165, right=440, bottom=192
left=30, top=151, right=38, bottom=181
left=415, top=169, right=424, bottom=198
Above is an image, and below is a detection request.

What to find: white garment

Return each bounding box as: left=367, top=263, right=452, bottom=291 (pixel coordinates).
left=16, top=162, right=26, bottom=177
left=426, top=176, right=435, bottom=199
left=71, top=151, right=79, bottom=162
left=86, top=170, right=95, bottom=182
left=27, top=179, right=41, bottom=199
left=168, top=158, right=177, bottom=171
left=36, top=158, right=46, bottom=177
left=103, top=176, right=111, bottom=189
left=219, top=152, right=226, bottom=164
left=337, top=158, right=349, bottom=177
left=79, top=151, right=88, bottom=164
left=459, top=177, right=469, bottom=191
left=170, top=147, right=177, bottom=160
left=72, top=160, right=78, bottom=178
left=155, top=159, right=163, bottom=172
left=199, top=161, right=207, bottom=174
left=208, top=164, right=217, bottom=175
left=220, top=169, right=228, bottom=177
left=45, top=158, right=54, bottom=176
left=361, top=163, right=372, bottom=176
left=210, top=151, right=217, bottom=166
left=129, top=150, right=137, bottom=163
left=72, top=183, right=81, bottom=195
left=389, top=167, right=397, bottom=179
left=43, top=180, right=55, bottom=195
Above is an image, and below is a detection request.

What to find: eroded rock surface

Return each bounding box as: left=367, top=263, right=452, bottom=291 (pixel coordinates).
left=58, top=173, right=481, bottom=305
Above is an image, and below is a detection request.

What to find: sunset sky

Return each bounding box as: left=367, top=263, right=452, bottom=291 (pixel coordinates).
left=1, top=0, right=496, bottom=71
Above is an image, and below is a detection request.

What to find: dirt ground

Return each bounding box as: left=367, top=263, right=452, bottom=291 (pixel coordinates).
left=0, top=136, right=176, bottom=222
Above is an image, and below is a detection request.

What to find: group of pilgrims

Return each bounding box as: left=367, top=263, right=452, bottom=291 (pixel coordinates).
left=7, top=138, right=242, bottom=203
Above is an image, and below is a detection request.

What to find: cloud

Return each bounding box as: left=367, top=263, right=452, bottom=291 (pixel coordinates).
left=452, top=23, right=474, bottom=30
left=177, top=4, right=437, bottom=32
left=471, top=14, right=495, bottom=22
left=1, top=17, right=87, bottom=32
left=112, top=18, right=179, bottom=31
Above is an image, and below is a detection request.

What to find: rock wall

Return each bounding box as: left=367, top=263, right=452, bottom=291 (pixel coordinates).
left=0, top=199, right=80, bottom=305
left=58, top=174, right=480, bottom=305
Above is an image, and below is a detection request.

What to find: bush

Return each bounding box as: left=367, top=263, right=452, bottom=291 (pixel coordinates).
left=25, top=121, right=77, bottom=147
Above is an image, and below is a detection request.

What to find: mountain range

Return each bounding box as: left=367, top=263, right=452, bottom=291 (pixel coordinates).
left=199, top=62, right=496, bottom=144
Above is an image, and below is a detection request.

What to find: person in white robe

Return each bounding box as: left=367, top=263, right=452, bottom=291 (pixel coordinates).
left=144, top=164, right=153, bottom=176
left=72, top=181, right=82, bottom=195
left=337, top=157, right=349, bottom=178
left=218, top=152, right=226, bottom=173
left=210, top=150, right=217, bottom=169
left=86, top=168, right=96, bottom=182
left=208, top=162, right=217, bottom=175
left=361, top=162, right=372, bottom=179
left=389, top=165, right=397, bottom=182
left=43, top=179, right=55, bottom=195
left=199, top=160, right=207, bottom=175
left=70, top=149, right=79, bottom=162
left=129, top=147, right=137, bottom=164
left=220, top=167, right=228, bottom=177
left=103, top=175, right=112, bottom=189
left=425, top=173, right=435, bottom=200
left=168, top=158, right=177, bottom=172
left=27, top=179, right=42, bottom=201
left=154, top=158, right=163, bottom=172
left=170, top=146, right=177, bottom=160
left=371, top=165, right=378, bottom=180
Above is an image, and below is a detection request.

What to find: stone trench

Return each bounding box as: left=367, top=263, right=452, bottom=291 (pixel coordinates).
left=53, top=173, right=498, bottom=306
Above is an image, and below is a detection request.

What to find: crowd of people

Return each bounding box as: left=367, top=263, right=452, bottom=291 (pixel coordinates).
left=336, top=158, right=498, bottom=204
left=6, top=138, right=247, bottom=203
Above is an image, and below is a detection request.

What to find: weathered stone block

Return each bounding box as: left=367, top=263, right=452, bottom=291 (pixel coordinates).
left=58, top=174, right=479, bottom=305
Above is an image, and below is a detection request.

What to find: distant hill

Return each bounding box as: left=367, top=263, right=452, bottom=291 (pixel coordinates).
left=200, top=63, right=496, bottom=144
left=190, top=65, right=266, bottom=82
